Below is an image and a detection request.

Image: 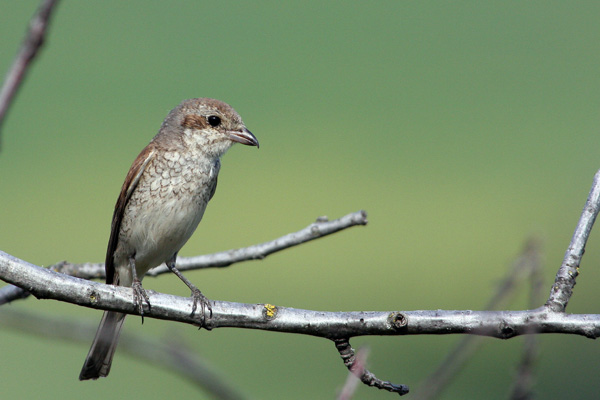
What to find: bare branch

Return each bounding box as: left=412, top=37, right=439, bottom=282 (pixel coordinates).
left=55, top=210, right=367, bottom=278
left=2, top=250, right=600, bottom=339
left=150, top=210, right=368, bottom=275
left=546, top=169, right=600, bottom=312
left=0, top=0, right=60, bottom=140
left=0, top=211, right=368, bottom=304
left=2, top=168, right=600, bottom=396
left=2, top=166, right=600, bottom=398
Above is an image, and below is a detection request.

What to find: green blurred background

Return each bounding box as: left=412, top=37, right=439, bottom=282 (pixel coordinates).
left=1, top=1, right=599, bottom=399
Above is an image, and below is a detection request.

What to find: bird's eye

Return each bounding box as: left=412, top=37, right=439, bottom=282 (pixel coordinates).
left=207, top=115, right=221, bottom=127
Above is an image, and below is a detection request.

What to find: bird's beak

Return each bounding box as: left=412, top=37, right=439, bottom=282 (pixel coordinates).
left=228, top=128, right=259, bottom=148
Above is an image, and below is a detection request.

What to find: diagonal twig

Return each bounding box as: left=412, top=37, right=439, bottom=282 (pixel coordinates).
left=153, top=210, right=368, bottom=274
left=546, top=169, right=600, bottom=312
left=509, top=238, right=544, bottom=400
left=0, top=0, right=60, bottom=142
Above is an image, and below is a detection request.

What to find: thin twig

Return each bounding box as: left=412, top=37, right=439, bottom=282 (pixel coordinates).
left=0, top=283, right=30, bottom=304
left=0, top=211, right=367, bottom=304
left=546, top=169, right=600, bottom=312
left=334, top=339, right=409, bottom=396
left=338, top=346, right=370, bottom=400
left=510, top=239, right=544, bottom=400
left=150, top=210, right=368, bottom=274
left=55, top=210, right=367, bottom=278
left=415, top=238, right=543, bottom=400
left=0, top=0, right=60, bottom=141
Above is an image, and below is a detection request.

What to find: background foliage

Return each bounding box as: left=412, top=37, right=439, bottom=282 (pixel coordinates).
left=1, top=2, right=599, bottom=399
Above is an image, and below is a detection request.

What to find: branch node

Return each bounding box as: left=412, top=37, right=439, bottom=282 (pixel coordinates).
left=389, top=312, right=408, bottom=330
left=499, top=320, right=516, bottom=339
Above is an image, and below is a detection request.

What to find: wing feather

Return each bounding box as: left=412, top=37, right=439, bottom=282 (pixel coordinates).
left=104, top=145, right=155, bottom=284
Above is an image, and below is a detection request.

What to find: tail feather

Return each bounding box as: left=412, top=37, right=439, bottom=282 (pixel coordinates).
left=79, top=311, right=126, bottom=380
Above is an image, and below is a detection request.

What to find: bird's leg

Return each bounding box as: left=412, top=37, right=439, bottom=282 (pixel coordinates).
left=129, top=256, right=151, bottom=323
left=166, top=254, right=212, bottom=324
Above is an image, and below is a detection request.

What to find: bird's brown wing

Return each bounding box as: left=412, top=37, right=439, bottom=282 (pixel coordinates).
left=104, top=145, right=156, bottom=284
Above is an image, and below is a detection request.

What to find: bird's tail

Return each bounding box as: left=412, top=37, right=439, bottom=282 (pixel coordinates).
left=79, top=311, right=126, bottom=380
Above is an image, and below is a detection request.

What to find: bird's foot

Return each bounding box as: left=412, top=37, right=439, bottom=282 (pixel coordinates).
left=190, top=288, right=212, bottom=327
left=132, top=278, right=151, bottom=323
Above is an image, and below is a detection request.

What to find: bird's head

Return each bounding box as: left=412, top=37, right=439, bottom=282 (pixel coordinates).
left=157, top=98, right=259, bottom=158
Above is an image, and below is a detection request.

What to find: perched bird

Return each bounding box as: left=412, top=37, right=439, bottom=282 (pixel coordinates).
left=79, top=98, right=259, bottom=380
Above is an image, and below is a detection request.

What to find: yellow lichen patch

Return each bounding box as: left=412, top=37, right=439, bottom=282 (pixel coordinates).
left=264, top=303, right=277, bottom=319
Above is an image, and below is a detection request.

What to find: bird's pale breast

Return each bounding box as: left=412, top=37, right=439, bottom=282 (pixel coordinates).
left=114, top=149, right=219, bottom=285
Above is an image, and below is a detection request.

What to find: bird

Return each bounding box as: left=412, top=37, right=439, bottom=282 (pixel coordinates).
left=79, top=98, right=259, bottom=380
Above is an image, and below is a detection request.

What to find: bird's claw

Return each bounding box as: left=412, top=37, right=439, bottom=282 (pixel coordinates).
left=190, top=288, right=212, bottom=327
left=132, top=278, right=151, bottom=323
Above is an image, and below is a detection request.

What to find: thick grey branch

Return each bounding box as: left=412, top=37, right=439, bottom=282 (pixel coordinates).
left=0, top=0, right=60, bottom=139
left=545, top=169, right=600, bottom=312
left=2, top=250, right=600, bottom=339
